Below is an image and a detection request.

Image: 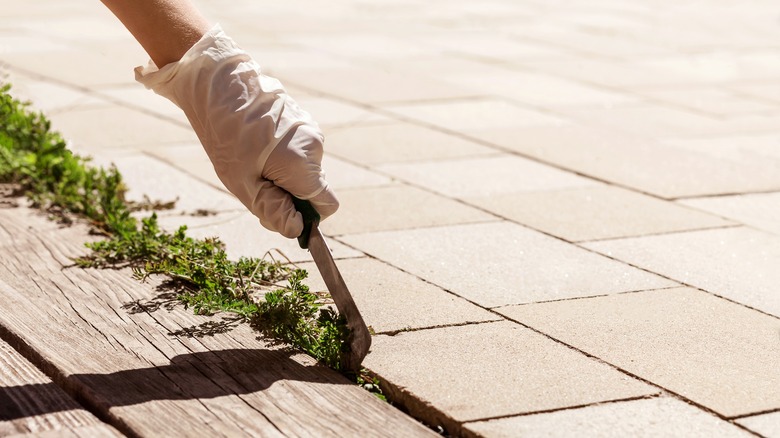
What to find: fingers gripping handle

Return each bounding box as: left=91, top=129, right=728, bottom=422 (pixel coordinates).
left=292, top=197, right=320, bottom=249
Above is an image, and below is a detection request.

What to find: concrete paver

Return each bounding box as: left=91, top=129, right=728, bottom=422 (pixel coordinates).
left=4, top=0, right=780, bottom=435
left=321, top=155, right=392, bottom=189
left=319, top=185, right=497, bottom=236
left=468, top=185, right=734, bottom=242
left=155, top=212, right=363, bottom=263
left=464, top=396, right=753, bottom=438
left=1, top=43, right=148, bottom=88
left=737, top=412, right=780, bottom=437
left=275, top=64, right=480, bottom=104
left=4, top=75, right=103, bottom=113
left=445, top=69, right=636, bottom=108
left=634, top=88, right=777, bottom=117
left=584, top=227, right=780, bottom=318
left=324, top=123, right=496, bottom=166
left=365, top=321, right=656, bottom=426
left=679, top=192, right=780, bottom=236
left=292, top=94, right=392, bottom=128
left=299, top=257, right=500, bottom=334
left=378, top=155, right=597, bottom=199
left=341, top=222, right=676, bottom=308
left=97, top=86, right=190, bottom=123
left=499, top=287, right=780, bottom=418
left=47, top=105, right=198, bottom=151
left=384, top=99, right=563, bottom=133
left=92, top=154, right=245, bottom=214
left=473, top=123, right=780, bottom=198
left=143, top=142, right=225, bottom=190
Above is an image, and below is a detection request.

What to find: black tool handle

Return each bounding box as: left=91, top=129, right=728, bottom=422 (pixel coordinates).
left=292, top=197, right=320, bottom=249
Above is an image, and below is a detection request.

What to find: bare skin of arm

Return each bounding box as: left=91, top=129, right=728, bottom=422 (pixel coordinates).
left=100, top=0, right=211, bottom=67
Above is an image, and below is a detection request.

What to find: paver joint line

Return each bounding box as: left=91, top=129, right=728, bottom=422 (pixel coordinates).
left=5, top=2, right=780, bottom=435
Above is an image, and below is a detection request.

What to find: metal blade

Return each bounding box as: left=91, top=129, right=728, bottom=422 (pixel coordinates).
left=308, top=225, right=371, bottom=371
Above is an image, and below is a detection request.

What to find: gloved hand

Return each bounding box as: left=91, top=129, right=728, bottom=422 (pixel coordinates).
left=134, top=24, right=338, bottom=238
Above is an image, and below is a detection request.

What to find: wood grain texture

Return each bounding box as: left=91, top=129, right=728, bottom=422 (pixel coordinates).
left=0, top=202, right=435, bottom=437
left=0, top=339, right=123, bottom=437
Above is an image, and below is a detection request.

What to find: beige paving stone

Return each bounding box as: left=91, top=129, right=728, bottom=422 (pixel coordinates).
left=663, top=133, right=780, bottom=162
left=365, top=321, right=656, bottom=423
left=737, top=412, right=780, bottom=437
left=1, top=42, right=147, bottom=88
left=319, top=185, right=497, bottom=236
left=557, top=104, right=727, bottom=138
left=298, top=258, right=499, bottom=334
left=637, top=52, right=780, bottom=83
left=499, top=287, right=780, bottom=418
left=1, top=75, right=103, bottom=113
left=0, top=34, right=74, bottom=55
left=422, top=32, right=563, bottom=60
left=519, top=28, right=671, bottom=58
left=516, top=57, right=694, bottom=89
left=584, top=226, right=780, bottom=318
left=11, top=16, right=130, bottom=44
left=47, top=105, right=198, bottom=151
left=0, top=2, right=95, bottom=19
left=384, top=98, right=564, bottom=133
left=341, top=222, right=676, bottom=308
left=155, top=211, right=363, bottom=263
left=90, top=154, right=244, bottom=214
left=321, top=155, right=392, bottom=189
left=98, top=86, right=190, bottom=123
left=378, top=155, right=597, bottom=199
left=284, top=33, right=434, bottom=61
left=469, top=185, right=734, bottom=242
left=445, top=69, right=636, bottom=107
left=324, top=123, right=496, bottom=166
left=143, top=143, right=224, bottom=190
left=464, top=396, right=753, bottom=438
left=473, top=123, right=780, bottom=198
left=635, top=88, right=776, bottom=117
left=293, top=95, right=392, bottom=128
left=732, top=82, right=780, bottom=104
left=275, top=65, right=479, bottom=104
left=680, top=192, right=780, bottom=236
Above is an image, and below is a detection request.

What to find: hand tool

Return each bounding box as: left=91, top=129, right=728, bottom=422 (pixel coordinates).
left=293, top=198, right=371, bottom=372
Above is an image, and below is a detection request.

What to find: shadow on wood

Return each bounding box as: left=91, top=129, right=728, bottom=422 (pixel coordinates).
left=1, top=348, right=342, bottom=422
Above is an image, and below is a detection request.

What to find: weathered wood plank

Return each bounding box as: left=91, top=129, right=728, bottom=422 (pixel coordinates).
left=0, top=338, right=123, bottom=437
left=0, top=201, right=435, bottom=437
left=6, top=424, right=124, bottom=438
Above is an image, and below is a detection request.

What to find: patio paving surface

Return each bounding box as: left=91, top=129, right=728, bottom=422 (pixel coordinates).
left=2, top=0, right=779, bottom=436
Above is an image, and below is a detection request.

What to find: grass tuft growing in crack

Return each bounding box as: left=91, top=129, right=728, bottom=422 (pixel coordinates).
left=0, top=83, right=356, bottom=371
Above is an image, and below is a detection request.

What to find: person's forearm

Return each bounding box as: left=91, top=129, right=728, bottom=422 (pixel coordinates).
left=100, top=0, right=211, bottom=67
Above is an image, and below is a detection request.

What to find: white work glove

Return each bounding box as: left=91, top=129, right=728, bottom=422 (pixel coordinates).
left=134, top=24, right=338, bottom=238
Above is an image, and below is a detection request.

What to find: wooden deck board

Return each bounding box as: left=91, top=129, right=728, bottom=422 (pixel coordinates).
left=0, top=202, right=435, bottom=437
left=0, top=338, right=123, bottom=437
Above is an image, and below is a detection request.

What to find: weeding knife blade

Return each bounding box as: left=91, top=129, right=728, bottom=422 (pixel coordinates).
left=293, top=198, right=371, bottom=372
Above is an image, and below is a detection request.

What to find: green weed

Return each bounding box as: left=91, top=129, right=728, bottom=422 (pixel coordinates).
left=0, top=83, right=354, bottom=371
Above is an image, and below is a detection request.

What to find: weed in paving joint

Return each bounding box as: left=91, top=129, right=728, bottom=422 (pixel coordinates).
left=0, top=83, right=373, bottom=377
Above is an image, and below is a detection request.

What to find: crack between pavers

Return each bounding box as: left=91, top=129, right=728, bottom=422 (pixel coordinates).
left=463, top=393, right=663, bottom=424
left=671, top=188, right=780, bottom=201
left=486, top=286, right=684, bottom=310
left=376, top=319, right=504, bottom=337
left=328, top=238, right=767, bottom=437
left=0, top=64, right=192, bottom=130
left=282, top=74, right=780, bottom=219
left=572, top=247, right=780, bottom=323
left=730, top=406, right=780, bottom=420
left=575, top=223, right=743, bottom=244
left=497, top=311, right=766, bottom=438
